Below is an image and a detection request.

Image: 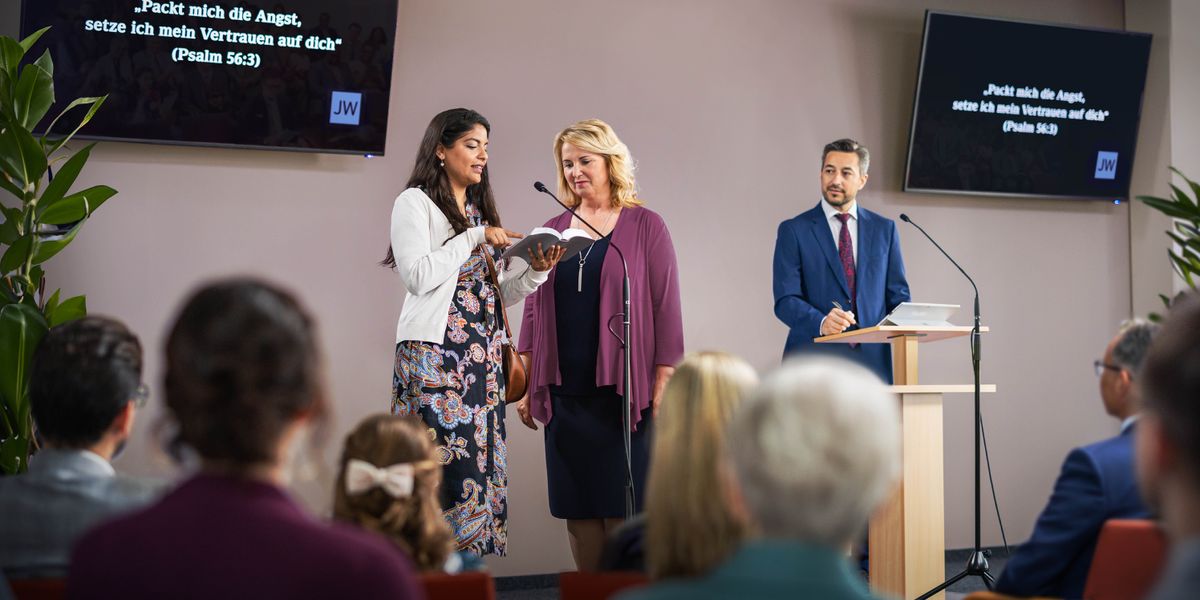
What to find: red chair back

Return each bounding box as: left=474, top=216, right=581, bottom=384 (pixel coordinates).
left=419, top=571, right=496, bottom=600
left=8, top=578, right=67, bottom=600
left=1082, top=519, right=1168, bottom=600
left=559, top=571, right=650, bottom=600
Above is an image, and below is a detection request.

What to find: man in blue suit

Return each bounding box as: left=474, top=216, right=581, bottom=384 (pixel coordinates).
left=995, top=320, right=1157, bottom=598
left=773, top=138, right=910, bottom=383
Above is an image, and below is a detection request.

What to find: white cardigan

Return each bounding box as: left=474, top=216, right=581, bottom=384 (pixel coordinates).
left=391, top=187, right=547, bottom=344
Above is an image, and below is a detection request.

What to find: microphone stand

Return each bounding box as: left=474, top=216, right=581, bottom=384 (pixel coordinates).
left=901, top=214, right=993, bottom=598
left=535, top=182, right=636, bottom=519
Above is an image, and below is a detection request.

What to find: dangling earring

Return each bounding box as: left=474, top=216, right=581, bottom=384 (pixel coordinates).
left=438, top=159, right=444, bottom=168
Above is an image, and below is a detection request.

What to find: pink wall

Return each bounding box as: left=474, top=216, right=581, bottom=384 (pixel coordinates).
left=7, top=0, right=1149, bottom=576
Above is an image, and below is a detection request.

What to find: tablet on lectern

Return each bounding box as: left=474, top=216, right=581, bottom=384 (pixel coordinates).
left=877, top=302, right=960, bottom=327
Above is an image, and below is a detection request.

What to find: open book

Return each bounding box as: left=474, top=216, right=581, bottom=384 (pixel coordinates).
left=501, top=227, right=595, bottom=263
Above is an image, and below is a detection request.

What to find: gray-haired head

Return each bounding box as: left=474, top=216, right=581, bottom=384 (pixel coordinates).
left=1112, top=318, right=1159, bottom=377
left=725, top=356, right=900, bottom=547
left=822, top=138, right=870, bottom=175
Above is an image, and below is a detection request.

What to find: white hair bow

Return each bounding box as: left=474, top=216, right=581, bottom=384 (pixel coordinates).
left=344, top=458, right=415, bottom=498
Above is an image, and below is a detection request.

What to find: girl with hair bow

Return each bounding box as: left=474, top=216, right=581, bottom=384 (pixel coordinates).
left=334, top=414, right=485, bottom=573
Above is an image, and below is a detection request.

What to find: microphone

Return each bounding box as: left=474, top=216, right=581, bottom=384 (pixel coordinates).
left=532, top=179, right=636, bottom=517
left=533, top=181, right=610, bottom=241
left=899, top=214, right=978, bottom=302
left=900, top=213, right=980, bottom=359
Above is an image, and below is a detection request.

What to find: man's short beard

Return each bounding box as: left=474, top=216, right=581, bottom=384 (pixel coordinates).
left=823, top=190, right=855, bottom=207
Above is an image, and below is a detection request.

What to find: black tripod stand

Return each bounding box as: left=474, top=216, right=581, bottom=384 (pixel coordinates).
left=900, top=215, right=995, bottom=598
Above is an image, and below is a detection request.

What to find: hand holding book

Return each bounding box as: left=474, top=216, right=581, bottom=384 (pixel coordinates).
left=501, top=227, right=595, bottom=264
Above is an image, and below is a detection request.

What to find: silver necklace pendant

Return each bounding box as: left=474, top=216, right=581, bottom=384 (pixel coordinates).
left=577, top=243, right=593, bottom=293
left=574, top=209, right=613, bottom=293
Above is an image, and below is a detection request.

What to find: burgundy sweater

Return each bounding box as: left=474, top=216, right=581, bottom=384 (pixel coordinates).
left=68, top=473, right=424, bottom=600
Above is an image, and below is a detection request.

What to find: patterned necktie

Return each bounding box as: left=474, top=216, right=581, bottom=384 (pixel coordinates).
left=836, top=213, right=856, bottom=309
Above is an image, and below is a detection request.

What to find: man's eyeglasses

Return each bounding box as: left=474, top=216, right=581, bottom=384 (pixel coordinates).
left=1093, top=360, right=1124, bottom=378
left=132, top=383, right=149, bottom=408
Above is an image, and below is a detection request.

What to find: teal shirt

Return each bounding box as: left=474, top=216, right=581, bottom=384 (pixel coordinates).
left=617, top=540, right=884, bottom=600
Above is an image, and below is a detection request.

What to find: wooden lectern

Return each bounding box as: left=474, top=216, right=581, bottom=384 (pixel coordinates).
left=816, top=325, right=994, bottom=600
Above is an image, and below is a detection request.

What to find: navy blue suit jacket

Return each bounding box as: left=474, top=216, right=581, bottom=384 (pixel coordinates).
left=772, top=202, right=910, bottom=382
left=995, top=426, right=1150, bottom=599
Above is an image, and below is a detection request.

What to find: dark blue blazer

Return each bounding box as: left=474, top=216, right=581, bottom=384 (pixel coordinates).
left=995, top=426, right=1150, bottom=599
left=772, top=203, right=910, bottom=382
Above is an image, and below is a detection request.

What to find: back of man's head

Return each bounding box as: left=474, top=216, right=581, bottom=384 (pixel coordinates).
left=725, top=356, right=900, bottom=547
left=1112, top=319, right=1159, bottom=377
left=1141, top=293, right=1200, bottom=479
left=31, top=316, right=143, bottom=449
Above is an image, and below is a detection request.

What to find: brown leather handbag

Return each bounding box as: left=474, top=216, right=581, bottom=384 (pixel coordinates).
left=482, top=251, right=529, bottom=403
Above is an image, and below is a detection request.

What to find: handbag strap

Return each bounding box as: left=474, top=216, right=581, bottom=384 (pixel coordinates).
left=481, top=249, right=515, bottom=341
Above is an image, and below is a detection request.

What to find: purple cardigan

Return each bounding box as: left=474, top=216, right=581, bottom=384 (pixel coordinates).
left=68, top=474, right=424, bottom=600
left=518, top=205, right=684, bottom=430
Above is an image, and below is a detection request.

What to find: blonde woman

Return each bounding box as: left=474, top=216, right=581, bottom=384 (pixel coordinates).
left=600, top=352, right=758, bottom=577
left=644, top=352, right=757, bottom=578
left=333, top=414, right=484, bottom=573
left=516, top=119, right=685, bottom=571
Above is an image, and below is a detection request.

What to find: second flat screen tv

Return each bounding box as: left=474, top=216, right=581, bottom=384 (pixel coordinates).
left=20, top=0, right=398, bottom=155
left=904, top=12, right=1152, bottom=200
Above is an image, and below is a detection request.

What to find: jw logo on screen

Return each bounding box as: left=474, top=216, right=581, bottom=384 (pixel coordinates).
left=1094, top=151, right=1119, bottom=180
left=330, top=91, right=362, bottom=126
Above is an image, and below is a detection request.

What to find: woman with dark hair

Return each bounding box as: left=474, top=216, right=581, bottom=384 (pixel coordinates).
left=334, top=414, right=485, bottom=573
left=387, top=108, right=563, bottom=556
left=68, top=278, right=421, bottom=599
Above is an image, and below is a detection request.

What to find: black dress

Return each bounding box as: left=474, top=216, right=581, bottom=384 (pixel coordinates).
left=544, top=236, right=652, bottom=519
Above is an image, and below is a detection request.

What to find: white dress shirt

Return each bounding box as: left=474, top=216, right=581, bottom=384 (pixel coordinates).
left=821, top=198, right=858, bottom=263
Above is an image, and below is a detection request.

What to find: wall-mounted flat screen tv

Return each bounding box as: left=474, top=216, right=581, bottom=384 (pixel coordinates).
left=20, top=0, right=398, bottom=155
left=904, top=12, right=1152, bottom=199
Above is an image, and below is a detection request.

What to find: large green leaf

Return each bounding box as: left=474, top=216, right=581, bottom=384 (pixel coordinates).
left=0, top=233, right=31, bottom=275
left=1170, top=183, right=1199, bottom=213
left=0, top=122, right=48, bottom=191
left=0, top=206, right=20, bottom=244
left=0, top=69, right=12, bottom=124
left=1172, top=167, right=1200, bottom=207
left=0, top=301, right=47, bottom=423
left=0, top=36, right=23, bottom=81
left=40, top=185, right=116, bottom=225
left=33, top=48, right=53, bottom=78
left=44, top=96, right=106, bottom=156
left=49, top=294, right=85, bottom=327
left=17, top=27, right=50, bottom=56
left=36, top=143, right=93, bottom=216
left=30, top=221, right=80, bottom=266
left=0, top=170, right=23, bottom=200
left=40, top=96, right=100, bottom=142
left=1138, top=195, right=1197, bottom=221
left=40, top=287, right=60, bottom=323
left=14, top=60, right=54, bottom=130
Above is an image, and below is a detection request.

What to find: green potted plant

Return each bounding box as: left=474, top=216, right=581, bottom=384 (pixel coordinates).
left=1137, top=167, right=1200, bottom=314
left=1, top=27, right=116, bottom=474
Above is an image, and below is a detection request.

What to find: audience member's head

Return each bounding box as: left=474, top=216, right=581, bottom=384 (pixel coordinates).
left=725, top=356, right=899, bottom=548
left=1136, top=292, right=1200, bottom=534
left=31, top=316, right=144, bottom=460
left=645, top=351, right=758, bottom=579
left=1098, top=319, right=1159, bottom=420
left=163, top=277, right=328, bottom=476
left=333, top=414, right=451, bottom=571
